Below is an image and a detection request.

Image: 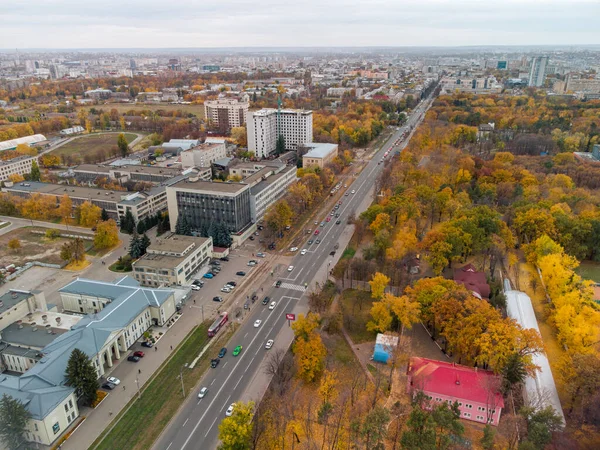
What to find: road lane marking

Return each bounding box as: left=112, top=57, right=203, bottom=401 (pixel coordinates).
left=166, top=442, right=173, bottom=450
left=183, top=418, right=189, bottom=427
left=180, top=296, right=294, bottom=450
left=223, top=361, right=228, bottom=368
left=210, top=379, right=215, bottom=385
left=244, top=332, right=248, bottom=339
left=205, top=417, right=218, bottom=438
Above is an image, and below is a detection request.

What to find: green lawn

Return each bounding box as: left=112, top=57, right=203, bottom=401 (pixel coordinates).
left=50, top=132, right=137, bottom=164
left=575, top=260, right=600, bottom=283
left=92, top=322, right=230, bottom=450
left=339, top=289, right=377, bottom=344
left=77, top=103, right=206, bottom=119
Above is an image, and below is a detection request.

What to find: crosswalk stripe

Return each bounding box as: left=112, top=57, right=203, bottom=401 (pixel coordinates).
left=273, top=282, right=306, bottom=292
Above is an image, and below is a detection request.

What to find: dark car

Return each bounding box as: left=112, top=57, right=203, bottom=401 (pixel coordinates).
left=268, top=242, right=276, bottom=250
left=336, top=220, right=341, bottom=224
left=102, top=382, right=117, bottom=390
left=210, top=271, right=219, bottom=276
left=236, top=271, right=246, bottom=276
left=213, top=296, right=223, bottom=302
left=218, top=347, right=227, bottom=358
left=249, top=236, right=255, bottom=240
left=141, top=341, right=153, bottom=348
left=211, top=260, right=221, bottom=266
left=251, top=294, right=258, bottom=301
left=211, top=358, right=220, bottom=368
left=262, top=296, right=271, bottom=305
left=220, top=256, right=230, bottom=262
left=330, top=250, right=336, bottom=256
left=275, top=280, right=282, bottom=287
left=127, top=355, right=140, bottom=362
left=227, top=281, right=237, bottom=287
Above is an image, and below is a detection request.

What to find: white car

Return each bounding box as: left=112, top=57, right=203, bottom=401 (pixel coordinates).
left=300, top=249, right=307, bottom=255
left=226, top=403, right=235, bottom=416
left=254, top=319, right=262, bottom=328
left=344, top=184, right=347, bottom=188
left=287, top=265, right=294, bottom=272
left=265, top=339, right=274, bottom=349
left=198, top=387, right=208, bottom=399
left=107, top=376, right=120, bottom=385
left=221, top=287, right=231, bottom=293
left=269, top=301, right=276, bottom=310
left=351, top=190, right=356, bottom=194
left=290, top=247, right=298, bottom=252
left=191, top=285, right=201, bottom=291
left=224, top=284, right=235, bottom=290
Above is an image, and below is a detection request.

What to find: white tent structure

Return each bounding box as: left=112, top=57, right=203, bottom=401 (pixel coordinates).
left=0, top=134, right=47, bottom=151
left=503, top=278, right=565, bottom=425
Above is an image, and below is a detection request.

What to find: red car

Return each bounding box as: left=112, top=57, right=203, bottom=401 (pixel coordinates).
left=133, top=351, right=145, bottom=358
left=314, top=229, right=320, bottom=235
left=326, top=217, right=331, bottom=222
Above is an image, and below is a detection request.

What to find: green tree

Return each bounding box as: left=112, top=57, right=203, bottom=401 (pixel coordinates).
left=101, top=208, right=109, bottom=221
left=175, top=215, right=193, bottom=236
left=519, top=405, right=563, bottom=449
left=29, top=160, right=41, bottom=181
left=65, top=348, right=99, bottom=407
left=361, top=406, right=390, bottom=449
left=275, top=134, right=285, bottom=155
left=129, top=232, right=143, bottom=259
left=117, top=133, right=129, bottom=157
left=481, top=424, right=496, bottom=450
left=120, top=209, right=136, bottom=234
left=217, top=401, right=254, bottom=450
left=137, top=219, right=146, bottom=234
left=501, top=352, right=528, bottom=394
left=140, top=234, right=151, bottom=255
left=0, top=394, right=32, bottom=450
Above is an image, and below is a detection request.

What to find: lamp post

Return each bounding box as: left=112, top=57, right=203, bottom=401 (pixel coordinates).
left=180, top=363, right=188, bottom=397
left=135, top=377, right=141, bottom=398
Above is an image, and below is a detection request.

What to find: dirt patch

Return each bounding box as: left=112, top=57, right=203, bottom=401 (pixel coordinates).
left=49, top=132, right=137, bottom=164
left=0, top=227, right=90, bottom=268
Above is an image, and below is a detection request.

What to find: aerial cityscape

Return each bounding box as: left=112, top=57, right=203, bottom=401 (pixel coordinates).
left=0, top=1, right=599, bottom=450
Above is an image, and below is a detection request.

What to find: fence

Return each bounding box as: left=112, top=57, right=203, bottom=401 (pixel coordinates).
left=5, top=260, right=66, bottom=281
left=30, top=230, right=94, bottom=241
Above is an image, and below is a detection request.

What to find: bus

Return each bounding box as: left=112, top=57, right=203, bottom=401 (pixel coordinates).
left=208, top=312, right=228, bottom=337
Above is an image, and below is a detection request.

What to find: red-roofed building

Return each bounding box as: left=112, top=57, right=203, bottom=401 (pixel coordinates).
left=407, top=357, right=504, bottom=426
left=453, top=263, right=491, bottom=299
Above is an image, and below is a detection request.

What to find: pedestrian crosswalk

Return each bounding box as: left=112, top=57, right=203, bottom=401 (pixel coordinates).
left=274, top=282, right=306, bottom=292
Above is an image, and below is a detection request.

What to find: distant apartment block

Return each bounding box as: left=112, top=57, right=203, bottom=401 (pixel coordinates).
left=204, top=94, right=249, bottom=133
left=84, top=88, right=112, bottom=99
left=440, top=76, right=502, bottom=94
left=133, top=234, right=213, bottom=286
left=528, top=56, right=549, bottom=87
left=327, top=87, right=353, bottom=97
left=181, top=142, right=228, bottom=169
left=247, top=108, right=313, bottom=158
left=554, top=74, right=600, bottom=94
left=302, top=143, right=339, bottom=169
left=0, top=155, right=38, bottom=181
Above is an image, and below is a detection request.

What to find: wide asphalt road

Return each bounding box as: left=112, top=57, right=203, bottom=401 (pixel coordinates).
left=153, top=94, right=435, bottom=450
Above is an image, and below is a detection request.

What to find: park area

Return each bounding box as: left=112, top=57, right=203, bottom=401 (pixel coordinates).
left=49, top=132, right=138, bottom=165
left=76, top=103, right=206, bottom=119
left=0, top=227, right=92, bottom=268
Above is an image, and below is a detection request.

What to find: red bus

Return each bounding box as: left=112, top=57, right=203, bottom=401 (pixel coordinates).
left=208, top=312, right=228, bottom=337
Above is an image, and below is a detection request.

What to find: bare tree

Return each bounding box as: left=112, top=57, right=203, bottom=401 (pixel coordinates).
left=264, top=349, right=294, bottom=396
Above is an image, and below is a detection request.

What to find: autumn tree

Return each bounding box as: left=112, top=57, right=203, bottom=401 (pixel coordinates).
left=368, top=272, right=390, bottom=300
left=78, top=201, right=102, bottom=227
left=218, top=401, right=255, bottom=450
left=264, top=199, right=294, bottom=236
left=57, top=194, right=73, bottom=225
left=94, top=219, right=119, bottom=249
left=292, top=313, right=327, bottom=383
left=8, top=239, right=21, bottom=253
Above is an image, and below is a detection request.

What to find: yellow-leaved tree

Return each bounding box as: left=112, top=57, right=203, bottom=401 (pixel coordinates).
left=368, top=272, right=390, bottom=300
left=93, top=219, right=119, bottom=249
left=78, top=201, right=102, bottom=227
left=218, top=401, right=254, bottom=449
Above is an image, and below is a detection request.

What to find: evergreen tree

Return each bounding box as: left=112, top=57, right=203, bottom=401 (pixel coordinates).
left=65, top=348, right=99, bottom=407
left=217, top=223, right=232, bottom=247
left=129, top=231, right=143, bottom=259
left=136, top=220, right=146, bottom=234
left=100, top=208, right=109, bottom=221
left=121, top=209, right=135, bottom=234
left=117, top=133, right=129, bottom=157
left=0, top=394, right=31, bottom=450
left=29, top=160, right=41, bottom=182
left=276, top=134, right=286, bottom=155
left=140, top=234, right=151, bottom=256
left=176, top=215, right=192, bottom=236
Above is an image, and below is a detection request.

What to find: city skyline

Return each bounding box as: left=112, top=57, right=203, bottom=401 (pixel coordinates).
left=1, top=0, right=599, bottom=49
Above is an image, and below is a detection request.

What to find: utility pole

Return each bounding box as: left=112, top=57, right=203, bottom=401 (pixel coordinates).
left=179, top=363, right=188, bottom=397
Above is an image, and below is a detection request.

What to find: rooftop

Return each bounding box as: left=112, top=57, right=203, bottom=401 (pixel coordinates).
left=1, top=321, right=69, bottom=349
left=250, top=166, right=296, bottom=195
left=169, top=178, right=249, bottom=194
left=6, top=181, right=124, bottom=203
left=303, top=143, right=338, bottom=159
left=0, top=154, right=37, bottom=166
left=0, top=290, right=33, bottom=316
left=251, top=108, right=312, bottom=117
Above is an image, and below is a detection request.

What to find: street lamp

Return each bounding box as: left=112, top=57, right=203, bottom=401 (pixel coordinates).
left=179, top=363, right=188, bottom=397
left=135, top=377, right=141, bottom=398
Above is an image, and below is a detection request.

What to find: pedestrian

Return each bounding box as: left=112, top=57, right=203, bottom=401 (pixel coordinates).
left=138, top=369, right=141, bottom=375
left=109, top=411, right=113, bottom=416
left=123, top=385, right=126, bottom=391
left=170, top=345, right=173, bottom=351
left=154, top=346, right=157, bottom=352
left=193, top=299, right=196, bottom=304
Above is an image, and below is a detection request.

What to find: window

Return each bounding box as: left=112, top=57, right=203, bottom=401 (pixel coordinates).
left=52, top=422, right=60, bottom=434
left=65, top=404, right=69, bottom=413
left=69, top=399, right=73, bottom=409
left=34, top=423, right=38, bottom=431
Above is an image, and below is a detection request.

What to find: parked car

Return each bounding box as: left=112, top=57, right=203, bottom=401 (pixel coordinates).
left=326, top=217, right=331, bottom=222
left=221, top=286, right=232, bottom=293
left=351, top=190, right=356, bottom=194
left=265, top=339, right=274, bottom=349
left=262, top=296, right=271, bottom=305
left=236, top=271, right=246, bottom=276
left=213, top=296, right=223, bottom=302
left=320, top=222, right=325, bottom=227
left=141, top=341, right=153, bottom=348
left=133, top=351, right=144, bottom=358
left=102, top=382, right=117, bottom=390
left=127, top=355, right=140, bottom=362
left=256, top=252, right=266, bottom=258
left=191, top=285, right=201, bottom=291
left=249, top=236, right=255, bottom=241
left=308, top=239, right=314, bottom=245
left=198, top=387, right=208, bottom=399
left=210, top=358, right=220, bottom=368
left=218, top=347, right=227, bottom=358
left=315, top=239, right=321, bottom=244
left=227, top=281, right=237, bottom=287
left=220, top=256, right=229, bottom=262
left=247, top=260, right=257, bottom=266
left=314, top=230, right=320, bottom=235
left=301, top=249, right=307, bottom=255
left=203, top=273, right=214, bottom=279
left=290, top=247, right=298, bottom=252
left=107, top=376, right=120, bottom=385
left=211, top=260, right=221, bottom=266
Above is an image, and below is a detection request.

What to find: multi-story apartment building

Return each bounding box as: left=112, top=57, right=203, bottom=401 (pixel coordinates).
left=0, top=155, right=38, bottom=181
left=204, top=94, right=249, bottom=133
left=181, top=142, right=228, bottom=169
left=132, top=235, right=213, bottom=286
left=528, top=56, right=549, bottom=87
left=247, top=108, right=313, bottom=158
left=166, top=177, right=253, bottom=234
left=440, top=76, right=502, bottom=94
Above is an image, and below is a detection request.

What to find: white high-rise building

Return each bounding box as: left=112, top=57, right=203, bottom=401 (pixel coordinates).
left=204, top=94, right=249, bottom=133
left=247, top=108, right=313, bottom=158
left=528, top=56, right=549, bottom=87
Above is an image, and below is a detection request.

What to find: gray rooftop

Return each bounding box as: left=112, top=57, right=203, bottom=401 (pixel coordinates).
left=303, top=143, right=338, bottom=159
left=1, top=322, right=67, bottom=349
left=0, top=290, right=33, bottom=315
left=169, top=178, right=250, bottom=194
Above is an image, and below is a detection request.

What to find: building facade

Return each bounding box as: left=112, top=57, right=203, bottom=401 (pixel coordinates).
left=528, top=56, right=549, bottom=87
left=204, top=95, right=249, bottom=133
left=302, top=143, right=339, bottom=169
left=0, top=155, right=38, bottom=181
left=247, top=108, right=313, bottom=158
left=181, top=142, right=227, bottom=168
left=132, top=235, right=213, bottom=286
left=249, top=165, right=297, bottom=221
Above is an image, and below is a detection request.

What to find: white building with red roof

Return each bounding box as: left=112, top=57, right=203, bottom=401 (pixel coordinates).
left=407, top=357, right=505, bottom=426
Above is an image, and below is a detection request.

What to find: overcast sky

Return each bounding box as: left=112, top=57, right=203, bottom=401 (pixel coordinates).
left=1, top=0, right=599, bottom=49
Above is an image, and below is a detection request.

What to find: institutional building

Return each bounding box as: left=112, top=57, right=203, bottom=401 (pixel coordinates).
left=249, top=165, right=297, bottom=221
left=302, top=143, right=339, bottom=169
left=247, top=108, right=313, bottom=158
left=528, top=56, right=549, bottom=87
left=0, top=155, right=38, bottom=181
left=407, top=357, right=505, bottom=426
left=71, top=164, right=182, bottom=184
left=181, top=142, right=228, bottom=169
left=132, top=234, right=213, bottom=286
left=204, top=94, right=249, bottom=133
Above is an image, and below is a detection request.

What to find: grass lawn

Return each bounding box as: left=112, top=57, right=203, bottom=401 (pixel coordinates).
left=49, top=132, right=137, bottom=164
left=341, top=247, right=356, bottom=259
left=574, top=260, right=600, bottom=283
left=340, top=289, right=377, bottom=344
left=77, top=103, right=206, bottom=119
left=92, top=321, right=233, bottom=450
left=0, top=221, right=10, bottom=230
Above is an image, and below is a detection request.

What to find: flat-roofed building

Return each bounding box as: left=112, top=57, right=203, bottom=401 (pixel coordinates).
left=181, top=142, right=227, bottom=169
left=302, top=143, right=339, bottom=169
left=250, top=165, right=297, bottom=221
left=72, top=164, right=182, bottom=184
left=247, top=108, right=313, bottom=158
left=204, top=94, right=249, bottom=133
left=0, top=155, right=38, bottom=181
left=132, top=234, right=213, bottom=286
left=166, top=177, right=252, bottom=234
left=0, top=134, right=46, bottom=152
